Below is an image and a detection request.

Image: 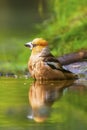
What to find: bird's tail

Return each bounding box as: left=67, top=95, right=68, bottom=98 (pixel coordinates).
left=65, top=72, right=78, bottom=79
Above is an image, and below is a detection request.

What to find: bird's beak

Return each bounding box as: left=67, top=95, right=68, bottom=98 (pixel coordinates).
left=25, top=42, right=33, bottom=50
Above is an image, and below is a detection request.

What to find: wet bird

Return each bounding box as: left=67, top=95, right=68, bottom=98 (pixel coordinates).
left=25, top=38, right=77, bottom=80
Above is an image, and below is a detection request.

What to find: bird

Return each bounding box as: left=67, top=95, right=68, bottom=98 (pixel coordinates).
left=25, top=38, right=78, bottom=80
left=28, top=80, right=74, bottom=122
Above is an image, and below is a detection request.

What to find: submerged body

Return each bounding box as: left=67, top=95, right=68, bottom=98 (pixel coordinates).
left=25, top=38, right=77, bottom=80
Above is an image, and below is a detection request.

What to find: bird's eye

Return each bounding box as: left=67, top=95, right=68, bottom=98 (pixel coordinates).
left=33, top=44, right=37, bottom=48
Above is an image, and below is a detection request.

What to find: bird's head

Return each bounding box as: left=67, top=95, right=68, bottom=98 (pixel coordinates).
left=25, top=38, right=48, bottom=55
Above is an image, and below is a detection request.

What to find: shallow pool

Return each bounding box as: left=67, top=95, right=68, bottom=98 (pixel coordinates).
left=0, top=77, right=87, bottom=130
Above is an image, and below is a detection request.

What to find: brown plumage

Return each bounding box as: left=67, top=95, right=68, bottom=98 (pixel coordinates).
left=25, top=38, right=78, bottom=80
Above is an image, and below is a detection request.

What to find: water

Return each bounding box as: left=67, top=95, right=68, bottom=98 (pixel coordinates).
left=0, top=77, right=87, bottom=130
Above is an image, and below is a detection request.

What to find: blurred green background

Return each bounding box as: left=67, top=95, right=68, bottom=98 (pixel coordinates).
left=0, top=0, right=87, bottom=74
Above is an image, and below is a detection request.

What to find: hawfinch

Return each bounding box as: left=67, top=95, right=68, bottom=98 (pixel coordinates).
left=28, top=80, right=74, bottom=122
left=25, top=38, right=77, bottom=80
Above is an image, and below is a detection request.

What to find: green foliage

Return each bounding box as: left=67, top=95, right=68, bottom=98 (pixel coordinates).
left=0, top=0, right=87, bottom=72
left=0, top=32, right=33, bottom=73
left=38, top=0, right=87, bottom=56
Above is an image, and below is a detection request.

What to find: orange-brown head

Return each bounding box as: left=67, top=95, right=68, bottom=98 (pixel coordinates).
left=25, top=38, right=48, bottom=55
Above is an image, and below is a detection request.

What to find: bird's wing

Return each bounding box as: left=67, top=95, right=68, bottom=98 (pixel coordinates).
left=43, top=54, right=72, bottom=73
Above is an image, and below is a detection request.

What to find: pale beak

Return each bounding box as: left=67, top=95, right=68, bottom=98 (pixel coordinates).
left=25, top=42, right=33, bottom=50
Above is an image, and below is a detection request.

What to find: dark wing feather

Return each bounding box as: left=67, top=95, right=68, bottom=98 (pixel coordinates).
left=43, top=54, right=72, bottom=73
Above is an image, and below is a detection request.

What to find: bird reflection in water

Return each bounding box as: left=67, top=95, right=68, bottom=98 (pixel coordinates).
left=27, top=80, right=74, bottom=123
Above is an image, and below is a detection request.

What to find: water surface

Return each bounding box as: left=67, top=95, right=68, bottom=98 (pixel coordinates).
left=0, top=77, right=87, bottom=130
